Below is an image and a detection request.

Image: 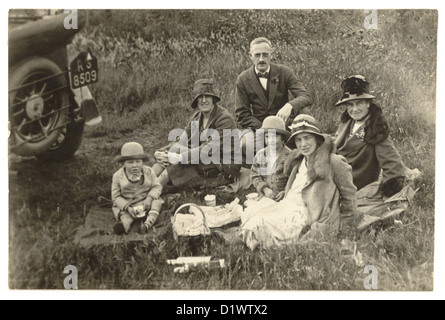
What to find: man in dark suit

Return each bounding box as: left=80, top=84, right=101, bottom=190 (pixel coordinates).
left=235, top=37, right=312, bottom=164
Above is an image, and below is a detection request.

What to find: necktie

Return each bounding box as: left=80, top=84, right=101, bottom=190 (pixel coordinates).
left=258, top=72, right=269, bottom=78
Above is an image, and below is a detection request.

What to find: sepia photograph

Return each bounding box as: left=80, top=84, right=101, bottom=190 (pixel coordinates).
left=5, top=3, right=440, bottom=297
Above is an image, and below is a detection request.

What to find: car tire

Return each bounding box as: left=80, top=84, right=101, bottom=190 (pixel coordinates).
left=36, top=119, right=85, bottom=162
left=9, top=56, right=70, bottom=157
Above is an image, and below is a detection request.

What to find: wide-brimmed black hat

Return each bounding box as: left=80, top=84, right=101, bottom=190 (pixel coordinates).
left=191, top=79, right=221, bottom=109
left=335, top=75, right=376, bottom=106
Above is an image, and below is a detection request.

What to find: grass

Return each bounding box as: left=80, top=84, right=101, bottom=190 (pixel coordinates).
left=8, top=9, right=436, bottom=291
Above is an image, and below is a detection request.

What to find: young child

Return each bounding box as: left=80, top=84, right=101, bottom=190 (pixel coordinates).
left=112, top=142, right=164, bottom=235
left=251, top=116, right=291, bottom=201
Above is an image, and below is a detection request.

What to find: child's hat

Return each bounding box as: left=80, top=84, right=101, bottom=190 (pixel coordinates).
left=261, top=116, right=291, bottom=139
left=115, top=142, right=150, bottom=163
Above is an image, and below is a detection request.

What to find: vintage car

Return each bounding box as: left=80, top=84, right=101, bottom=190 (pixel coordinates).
left=8, top=10, right=101, bottom=161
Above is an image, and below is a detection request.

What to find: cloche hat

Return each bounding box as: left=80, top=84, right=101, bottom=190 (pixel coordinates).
left=191, top=79, right=221, bottom=109
left=286, top=114, right=325, bottom=149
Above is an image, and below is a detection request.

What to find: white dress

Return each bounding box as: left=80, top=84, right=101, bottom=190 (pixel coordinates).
left=240, top=161, right=309, bottom=250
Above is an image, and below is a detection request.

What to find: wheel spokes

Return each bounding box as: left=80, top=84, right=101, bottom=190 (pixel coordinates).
left=17, top=118, right=27, bottom=131
left=14, top=96, right=27, bottom=103
left=38, top=120, right=49, bottom=137
left=43, top=94, right=54, bottom=102
left=12, top=109, right=25, bottom=117
left=10, top=71, right=67, bottom=146
left=39, top=82, right=47, bottom=95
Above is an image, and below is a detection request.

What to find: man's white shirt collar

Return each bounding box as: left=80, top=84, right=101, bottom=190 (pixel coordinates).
left=255, top=66, right=270, bottom=90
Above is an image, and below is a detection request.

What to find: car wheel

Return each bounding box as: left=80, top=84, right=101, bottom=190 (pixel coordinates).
left=36, top=120, right=85, bottom=162
left=9, top=56, right=70, bottom=157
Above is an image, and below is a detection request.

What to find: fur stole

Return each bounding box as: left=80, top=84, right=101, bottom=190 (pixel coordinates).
left=341, top=102, right=390, bottom=145
left=283, top=135, right=336, bottom=181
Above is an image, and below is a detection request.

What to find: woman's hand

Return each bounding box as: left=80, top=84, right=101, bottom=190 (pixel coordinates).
left=263, top=187, right=277, bottom=200
left=167, top=152, right=184, bottom=165
left=154, top=150, right=171, bottom=167
left=275, top=191, right=286, bottom=201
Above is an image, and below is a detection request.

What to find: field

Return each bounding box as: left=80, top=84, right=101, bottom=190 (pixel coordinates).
left=8, top=9, right=437, bottom=291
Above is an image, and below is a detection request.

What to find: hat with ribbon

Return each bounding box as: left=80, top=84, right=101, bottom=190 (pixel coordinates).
left=261, top=116, right=291, bottom=139
left=191, top=79, right=221, bottom=109
left=286, top=114, right=325, bottom=149
left=335, top=75, right=376, bottom=106
left=115, top=142, right=150, bottom=163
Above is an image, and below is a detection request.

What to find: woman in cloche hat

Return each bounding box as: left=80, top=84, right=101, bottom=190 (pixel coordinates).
left=240, top=114, right=357, bottom=250
left=333, top=75, right=408, bottom=197
left=152, top=79, right=241, bottom=188
left=112, top=142, right=164, bottom=235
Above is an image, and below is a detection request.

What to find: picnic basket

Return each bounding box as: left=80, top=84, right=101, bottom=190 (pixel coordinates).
left=172, top=203, right=212, bottom=255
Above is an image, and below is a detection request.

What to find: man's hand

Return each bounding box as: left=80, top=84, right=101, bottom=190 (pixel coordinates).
left=276, top=103, right=293, bottom=124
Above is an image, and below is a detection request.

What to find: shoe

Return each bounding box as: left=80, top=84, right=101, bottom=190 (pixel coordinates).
left=113, top=222, right=126, bottom=235
left=164, top=193, right=182, bottom=210
left=137, top=223, right=149, bottom=234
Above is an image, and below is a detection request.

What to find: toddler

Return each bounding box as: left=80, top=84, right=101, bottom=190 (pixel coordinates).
left=112, top=142, right=163, bottom=235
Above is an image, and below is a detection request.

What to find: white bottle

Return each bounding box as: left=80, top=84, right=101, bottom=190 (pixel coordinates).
left=167, top=257, right=225, bottom=273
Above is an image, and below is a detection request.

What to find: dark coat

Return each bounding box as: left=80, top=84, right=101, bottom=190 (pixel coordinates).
left=334, top=104, right=406, bottom=196
left=235, top=63, right=312, bottom=129
left=164, top=104, right=241, bottom=184
left=284, top=136, right=357, bottom=227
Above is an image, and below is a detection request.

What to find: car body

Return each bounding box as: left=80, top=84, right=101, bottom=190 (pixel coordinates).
left=8, top=10, right=101, bottom=161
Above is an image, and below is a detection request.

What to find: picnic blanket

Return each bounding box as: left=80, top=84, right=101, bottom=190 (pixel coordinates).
left=355, top=180, right=417, bottom=231
left=74, top=168, right=418, bottom=248
left=74, top=194, right=181, bottom=248
left=217, top=168, right=252, bottom=193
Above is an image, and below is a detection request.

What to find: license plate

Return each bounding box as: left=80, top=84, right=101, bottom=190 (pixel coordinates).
left=69, top=49, right=98, bottom=89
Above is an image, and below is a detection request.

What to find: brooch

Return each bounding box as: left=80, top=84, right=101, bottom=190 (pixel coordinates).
left=271, top=76, right=279, bottom=84
left=355, top=128, right=365, bottom=140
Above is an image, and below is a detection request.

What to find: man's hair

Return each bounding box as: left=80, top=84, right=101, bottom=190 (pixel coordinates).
left=249, top=37, right=273, bottom=52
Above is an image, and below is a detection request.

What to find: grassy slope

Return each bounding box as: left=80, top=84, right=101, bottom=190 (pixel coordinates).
left=9, top=9, right=436, bottom=290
